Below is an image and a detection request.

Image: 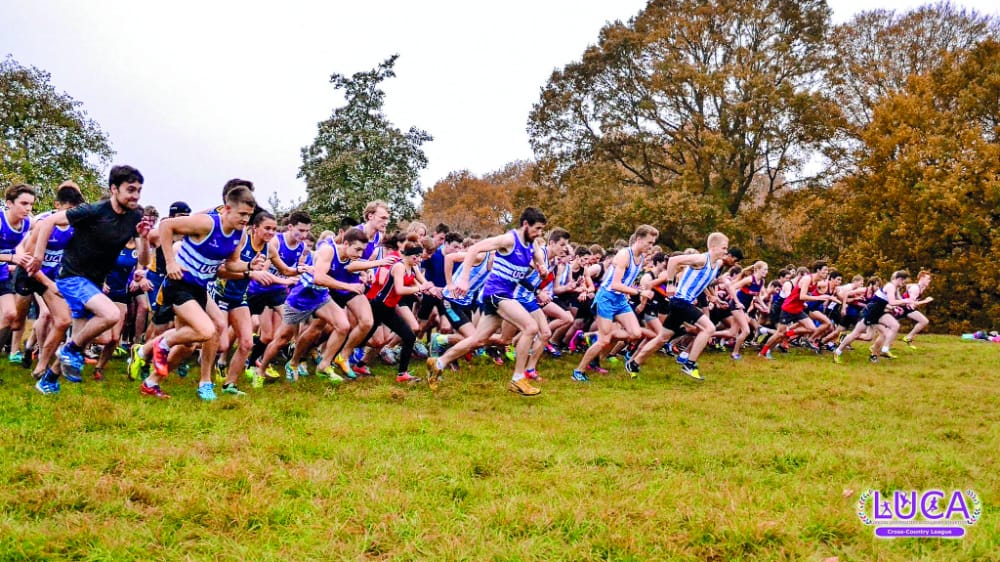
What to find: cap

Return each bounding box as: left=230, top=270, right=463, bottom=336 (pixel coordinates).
left=169, top=201, right=192, bottom=217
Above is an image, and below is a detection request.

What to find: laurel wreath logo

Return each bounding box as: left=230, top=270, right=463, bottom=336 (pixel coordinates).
left=966, top=489, right=982, bottom=525
left=857, top=489, right=875, bottom=525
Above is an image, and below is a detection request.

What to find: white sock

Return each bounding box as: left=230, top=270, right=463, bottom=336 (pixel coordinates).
left=512, top=372, right=525, bottom=381
left=679, top=351, right=689, bottom=361
left=881, top=346, right=889, bottom=353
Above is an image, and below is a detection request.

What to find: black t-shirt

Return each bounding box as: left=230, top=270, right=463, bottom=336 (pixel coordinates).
left=59, top=200, right=143, bottom=285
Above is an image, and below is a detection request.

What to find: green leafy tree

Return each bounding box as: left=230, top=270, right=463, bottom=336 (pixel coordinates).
left=299, top=55, right=432, bottom=228
left=0, top=55, right=113, bottom=204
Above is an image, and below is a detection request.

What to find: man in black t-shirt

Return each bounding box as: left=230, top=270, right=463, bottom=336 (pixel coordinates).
left=28, top=165, right=153, bottom=394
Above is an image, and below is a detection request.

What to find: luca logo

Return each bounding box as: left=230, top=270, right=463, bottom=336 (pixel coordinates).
left=857, top=489, right=982, bottom=538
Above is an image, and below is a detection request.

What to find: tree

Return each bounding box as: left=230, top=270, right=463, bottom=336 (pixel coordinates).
left=824, top=2, right=999, bottom=175
left=420, top=163, right=527, bottom=236
left=299, top=55, right=432, bottom=228
left=795, top=39, right=1000, bottom=331
left=528, top=0, right=838, bottom=220
left=0, top=55, right=113, bottom=204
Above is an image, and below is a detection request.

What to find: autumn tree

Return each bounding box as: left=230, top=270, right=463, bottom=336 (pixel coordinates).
left=420, top=170, right=513, bottom=235
left=824, top=2, right=999, bottom=174
left=795, top=39, right=1000, bottom=331
left=299, top=55, right=432, bottom=228
left=528, top=0, right=839, bottom=220
left=0, top=56, right=113, bottom=204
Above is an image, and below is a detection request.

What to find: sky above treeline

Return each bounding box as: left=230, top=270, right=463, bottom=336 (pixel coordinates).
left=3, top=0, right=998, bottom=215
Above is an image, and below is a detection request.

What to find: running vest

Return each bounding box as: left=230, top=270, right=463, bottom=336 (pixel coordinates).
left=360, top=226, right=383, bottom=261
left=782, top=276, right=810, bottom=314
left=33, top=210, right=74, bottom=278
left=673, top=253, right=720, bottom=303
left=0, top=211, right=30, bottom=282
left=443, top=251, right=491, bottom=306
left=366, top=250, right=401, bottom=302
left=216, top=231, right=268, bottom=301
left=105, top=246, right=139, bottom=295
left=299, top=240, right=359, bottom=295
left=481, top=230, right=533, bottom=298
left=176, top=213, right=243, bottom=288
left=598, top=248, right=644, bottom=296
left=248, top=232, right=304, bottom=295
left=369, top=259, right=416, bottom=308
left=513, top=247, right=549, bottom=303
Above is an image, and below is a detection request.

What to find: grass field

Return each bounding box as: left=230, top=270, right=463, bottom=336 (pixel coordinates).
left=0, top=335, right=997, bottom=561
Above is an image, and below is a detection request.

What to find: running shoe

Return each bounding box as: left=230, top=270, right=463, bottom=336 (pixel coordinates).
left=587, top=360, right=608, bottom=375
left=334, top=354, right=356, bottom=379
left=297, top=362, right=310, bottom=378
left=177, top=362, right=190, bottom=378
left=571, top=370, right=590, bottom=382
left=903, top=337, right=917, bottom=350
left=680, top=360, right=703, bottom=381
left=544, top=343, right=562, bottom=358
left=624, top=360, right=640, bottom=379
left=58, top=344, right=85, bottom=382
left=244, top=367, right=255, bottom=381
left=508, top=378, right=541, bottom=396
left=20, top=348, right=33, bottom=369
left=250, top=368, right=265, bottom=389
left=568, top=330, right=584, bottom=353
left=317, top=366, right=344, bottom=385
left=379, top=347, right=398, bottom=365
left=262, top=364, right=283, bottom=383
left=833, top=351, right=842, bottom=364
left=213, top=362, right=225, bottom=383
left=880, top=350, right=897, bottom=360
left=430, top=334, right=449, bottom=357
left=425, top=357, right=443, bottom=391
left=151, top=337, right=170, bottom=377
left=35, top=378, right=60, bottom=395
left=504, top=345, right=515, bottom=361
left=730, top=353, right=742, bottom=361
left=285, top=361, right=297, bottom=381
left=525, top=368, right=540, bottom=380
left=759, top=350, right=773, bottom=360
left=113, top=344, right=129, bottom=358
left=353, top=362, right=372, bottom=377
left=413, top=341, right=429, bottom=359
left=93, top=368, right=105, bottom=382
left=197, top=382, right=217, bottom=401
left=869, top=354, right=879, bottom=363
left=222, top=383, right=246, bottom=396
left=140, top=382, right=171, bottom=399
left=396, top=371, right=421, bottom=383
left=128, top=345, right=148, bottom=381
left=9, top=350, right=23, bottom=364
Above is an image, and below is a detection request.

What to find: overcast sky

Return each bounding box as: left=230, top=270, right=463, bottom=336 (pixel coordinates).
left=3, top=0, right=998, bottom=215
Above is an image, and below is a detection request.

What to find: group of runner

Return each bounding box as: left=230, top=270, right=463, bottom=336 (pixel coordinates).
left=0, top=168, right=934, bottom=399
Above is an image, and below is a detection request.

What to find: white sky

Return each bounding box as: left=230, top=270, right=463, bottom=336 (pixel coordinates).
left=2, top=0, right=998, bottom=215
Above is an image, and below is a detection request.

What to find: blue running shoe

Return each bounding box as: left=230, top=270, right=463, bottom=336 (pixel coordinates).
left=59, top=344, right=85, bottom=382
left=351, top=347, right=365, bottom=364
left=571, top=370, right=590, bottom=382
left=197, top=382, right=217, bottom=401
left=35, top=378, right=60, bottom=395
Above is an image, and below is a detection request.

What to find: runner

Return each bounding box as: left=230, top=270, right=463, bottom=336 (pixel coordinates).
left=28, top=166, right=152, bottom=394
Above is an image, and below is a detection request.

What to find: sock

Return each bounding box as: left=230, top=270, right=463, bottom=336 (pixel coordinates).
left=512, top=372, right=525, bottom=381
left=761, top=345, right=770, bottom=354
left=158, top=338, right=170, bottom=352
left=435, top=358, right=444, bottom=370
left=67, top=340, right=83, bottom=354
left=881, top=346, right=889, bottom=353
left=248, top=340, right=267, bottom=364
left=785, top=330, right=797, bottom=339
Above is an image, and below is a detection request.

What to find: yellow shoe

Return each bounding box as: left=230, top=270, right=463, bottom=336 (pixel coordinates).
left=263, top=365, right=282, bottom=383
left=251, top=369, right=264, bottom=389
left=333, top=354, right=356, bottom=379
left=426, top=357, right=442, bottom=391
left=904, top=337, right=917, bottom=350
left=318, top=365, right=344, bottom=385
left=507, top=378, right=541, bottom=396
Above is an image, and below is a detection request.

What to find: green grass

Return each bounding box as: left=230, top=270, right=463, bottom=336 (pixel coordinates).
left=1, top=335, right=998, bottom=560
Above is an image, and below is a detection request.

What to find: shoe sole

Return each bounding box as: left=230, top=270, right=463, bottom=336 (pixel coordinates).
left=508, top=385, right=541, bottom=396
